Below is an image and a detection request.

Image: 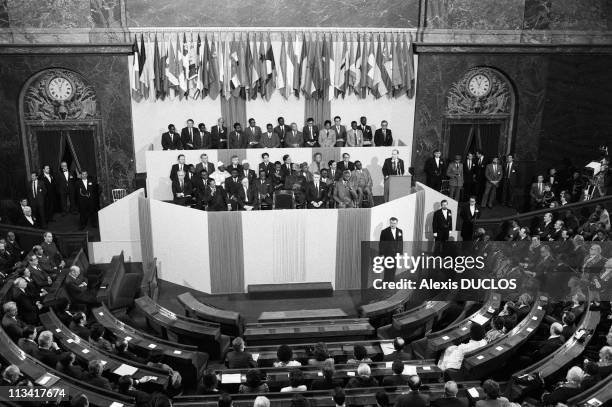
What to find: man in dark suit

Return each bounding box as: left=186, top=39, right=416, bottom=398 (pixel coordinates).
left=56, top=161, right=77, bottom=215
left=274, top=117, right=292, bottom=147
left=374, top=120, right=393, bottom=146
left=76, top=171, right=98, bottom=230
left=332, top=116, right=347, bottom=147
left=280, top=155, right=293, bottom=181
left=65, top=265, right=98, bottom=306
left=41, top=232, right=64, bottom=270
left=226, top=155, right=243, bottom=175
left=383, top=337, right=412, bottom=361
left=241, top=162, right=257, bottom=185
left=161, top=124, right=182, bottom=150
left=261, top=123, right=281, bottom=148
left=191, top=170, right=209, bottom=209
left=433, top=200, right=452, bottom=254
left=502, top=154, right=520, bottom=208
left=36, top=330, right=65, bottom=367
left=302, top=117, right=319, bottom=147
left=397, top=376, right=429, bottom=407
left=229, top=122, right=248, bottom=149
left=382, top=149, right=406, bottom=200
left=2, top=302, right=24, bottom=342
left=198, top=123, right=212, bottom=149
left=481, top=157, right=503, bottom=209
left=530, top=174, right=546, bottom=210
left=169, top=154, right=188, bottom=182
left=40, top=165, right=56, bottom=220
left=474, top=150, right=487, bottom=201
left=306, top=173, right=328, bottom=209
left=245, top=118, right=262, bottom=148
left=459, top=196, right=480, bottom=242
left=195, top=153, right=215, bottom=176
left=18, top=206, right=39, bottom=228
left=17, top=325, right=38, bottom=356
left=255, top=171, right=273, bottom=209
left=431, top=381, right=468, bottom=407
left=224, top=169, right=243, bottom=198
left=379, top=217, right=403, bottom=282
left=12, top=278, right=40, bottom=325
left=337, top=153, right=355, bottom=173
left=211, top=118, right=228, bottom=149
left=26, top=172, right=47, bottom=228
left=172, top=170, right=193, bottom=206
left=224, top=337, right=257, bottom=369
left=258, top=153, right=275, bottom=178
left=359, top=116, right=374, bottom=146
left=204, top=179, right=230, bottom=211
left=463, top=152, right=477, bottom=200
left=382, top=360, right=410, bottom=390
left=180, top=119, right=201, bottom=150
left=234, top=178, right=258, bottom=210
left=424, top=149, right=445, bottom=191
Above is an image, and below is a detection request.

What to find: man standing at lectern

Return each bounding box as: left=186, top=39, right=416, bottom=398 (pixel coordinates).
left=379, top=217, right=403, bottom=282
left=382, top=150, right=405, bottom=202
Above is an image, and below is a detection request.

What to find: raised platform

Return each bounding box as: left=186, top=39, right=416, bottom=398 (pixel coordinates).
left=247, top=282, right=333, bottom=300
left=258, top=308, right=347, bottom=322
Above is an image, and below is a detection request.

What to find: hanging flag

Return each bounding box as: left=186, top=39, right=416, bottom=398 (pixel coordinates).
left=347, top=34, right=356, bottom=94
left=139, top=34, right=150, bottom=100
left=322, top=34, right=332, bottom=100
left=160, top=36, right=169, bottom=99
left=404, top=34, right=415, bottom=98
left=153, top=35, right=163, bottom=99
left=374, top=35, right=388, bottom=98
left=392, top=33, right=404, bottom=96
left=333, top=34, right=345, bottom=98
left=287, top=34, right=298, bottom=98
left=313, top=34, right=323, bottom=98
left=131, top=36, right=142, bottom=101
left=223, top=37, right=233, bottom=100
left=381, top=34, right=393, bottom=95
left=194, top=34, right=203, bottom=99
left=366, top=35, right=376, bottom=96
left=147, top=37, right=157, bottom=100
left=265, top=34, right=276, bottom=101
left=258, top=37, right=267, bottom=98
left=209, top=37, right=221, bottom=100
left=245, top=34, right=255, bottom=98
left=277, top=34, right=287, bottom=96
left=217, top=36, right=225, bottom=99
left=202, top=35, right=212, bottom=99
left=176, top=35, right=186, bottom=99
left=353, top=35, right=362, bottom=96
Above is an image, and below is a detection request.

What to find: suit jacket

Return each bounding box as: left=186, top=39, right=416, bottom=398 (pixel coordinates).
left=433, top=208, right=453, bottom=239
left=200, top=131, right=213, bottom=149
left=192, top=177, right=208, bottom=202
left=245, top=126, right=262, bottom=147
left=273, top=124, right=292, bottom=145
left=382, top=158, right=405, bottom=177
left=382, top=375, right=410, bottom=389
left=210, top=125, right=228, bottom=148
left=12, top=288, right=38, bottom=324
left=161, top=131, right=182, bottom=150
left=226, top=163, right=243, bottom=176
left=334, top=180, right=358, bottom=206
left=485, top=163, right=503, bottom=183
left=333, top=125, right=347, bottom=145
left=424, top=157, right=445, bottom=181
left=534, top=336, right=564, bottom=359
left=41, top=241, right=63, bottom=268
left=235, top=185, right=259, bottom=209
left=359, top=124, right=373, bottom=145
left=460, top=205, right=480, bottom=240
left=225, top=177, right=243, bottom=196
left=195, top=162, right=216, bottom=175
left=225, top=350, right=257, bottom=369
left=171, top=179, right=193, bottom=204
left=305, top=181, right=328, bottom=207
left=328, top=169, right=341, bottom=181
left=204, top=186, right=229, bottom=211
left=18, top=214, right=39, bottom=228
left=255, top=180, right=273, bottom=205
left=280, top=164, right=293, bottom=181
left=56, top=169, right=76, bottom=195
left=374, top=128, right=393, bottom=146
left=463, top=160, right=477, bottom=185
left=40, top=173, right=55, bottom=196
left=36, top=347, right=65, bottom=368
left=258, top=162, right=275, bottom=178
left=318, top=128, right=337, bottom=147
left=302, top=125, right=319, bottom=146
left=29, top=265, right=51, bottom=290
left=180, top=127, right=201, bottom=149
left=400, top=392, right=429, bottom=407
left=284, top=131, right=303, bottom=147
left=350, top=169, right=373, bottom=189
left=308, top=161, right=327, bottom=175
left=503, top=162, right=520, bottom=186
left=446, top=162, right=464, bottom=187
left=170, top=163, right=190, bottom=182
left=17, top=338, right=38, bottom=356
left=337, top=161, right=355, bottom=174
left=2, top=314, right=24, bottom=342
left=26, top=180, right=47, bottom=205
left=347, top=128, right=364, bottom=147
left=432, top=397, right=468, bottom=407
left=379, top=227, right=403, bottom=255
left=241, top=169, right=257, bottom=185
left=260, top=132, right=281, bottom=148
left=530, top=182, right=546, bottom=202
left=229, top=130, right=248, bottom=149
left=65, top=274, right=97, bottom=305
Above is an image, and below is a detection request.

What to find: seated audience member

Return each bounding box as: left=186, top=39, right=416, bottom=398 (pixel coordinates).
left=309, top=152, right=327, bottom=175
left=11, top=278, right=40, bottom=325
left=270, top=162, right=284, bottom=189
left=234, top=178, right=258, bottom=211
left=0, top=241, right=16, bottom=277
left=41, top=231, right=65, bottom=270
left=2, top=301, right=24, bottom=342
left=36, top=330, right=64, bottom=366
left=254, top=396, right=271, bottom=407
left=498, top=301, right=518, bottom=331
left=170, top=154, right=188, bottom=182
left=541, top=366, right=584, bottom=405
left=432, top=381, right=468, bottom=407
left=350, top=160, right=374, bottom=207
left=561, top=311, right=576, bottom=341
left=65, top=265, right=99, bottom=306
left=172, top=170, right=193, bottom=206
left=205, top=179, right=230, bottom=212
left=198, top=370, right=220, bottom=394
left=218, top=393, right=233, bottom=407
left=115, top=339, right=145, bottom=364
left=69, top=311, right=91, bottom=340
left=241, top=161, right=257, bottom=185
left=346, top=121, right=363, bottom=147
left=303, top=117, right=319, bottom=147
left=117, top=375, right=155, bottom=406
left=83, top=359, right=112, bottom=390
left=2, top=365, right=31, bottom=387
left=328, top=161, right=340, bottom=181
left=54, top=297, right=73, bottom=328
left=239, top=369, right=269, bottom=393
left=148, top=349, right=183, bottom=396
left=225, top=337, right=257, bottom=369
left=306, top=172, right=328, bottom=209
left=382, top=359, right=409, bottom=389
left=515, top=293, right=533, bottom=320
left=375, top=391, right=390, bottom=407
left=347, top=344, right=373, bottom=364
left=337, top=153, right=355, bottom=173
left=261, top=123, right=281, bottom=148
left=485, top=317, right=505, bottom=342
left=256, top=171, right=273, bottom=208
left=229, top=123, right=247, bottom=149
left=6, top=231, right=24, bottom=261
left=25, top=251, right=53, bottom=292
left=310, top=362, right=343, bottom=390
left=274, top=344, right=301, bottom=367
left=56, top=351, right=85, bottom=379
left=346, top=363, right=379, bottom=388
left=438, top=324, right=487, bottom=378
left=319, top=120, right=336, bottom=147
left=382, top=338, right=410, bottom=362
left=281, top=368, right=307, bottom=392
left=161, top=124, right=181, bottom=150
left=227, top=155, right=243, bottom=174
left=307, top=342, right=335, bottom=366
left=476, top=379, right=511, bottom=407
left=581, top=360, right=601, bottom=391
left=333, top=116, right=346, bottom=147
left=285, top=123, right=303, bottom=147
left=17, top=325, right=38, bottom=355
left=333, top=387, right=346, bottom=407
left=89, top=323, right=112, bottom=352
left=211, top=162, right=230, bottom=188
left=18, top=206, right=39, bottom=228
left=199, top=123, right=212, bottom=149
left=225, top=168, right=242, bottom=197
left=298, top=162, right=313, bottom=183
left=193, top=170, right=210, bottom=209
left=395, top=375, right=429, bottom=407
left=259, top=153, right=275, bottom=178
left=374, top=120, right=393, bottom=146
left=334, top=170, right=358, bottom=208
left=530, top=323, right=565, bottom=361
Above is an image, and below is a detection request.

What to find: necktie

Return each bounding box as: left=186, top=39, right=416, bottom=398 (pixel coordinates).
left=468, top=160, right=471, bottom=170
left=493, top=164, right=497, bottom=173
left=383, top=129, right=386, bottom=136
left=393, top=160, right=396, bottom=172
left=180, top=180, right=183, bottom=190
left=456, top=163, right=459, bottom=170
left=33, top=182, right=36, bottom=198
left=316, top=183, right=319, bottom=195
left=507, top=164, right=510, bottom=176
left=189, top=128, right=192, bottom=141
left=539, top=183, right=542, bottom=194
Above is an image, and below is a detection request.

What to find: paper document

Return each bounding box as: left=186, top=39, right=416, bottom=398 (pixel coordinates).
left=113, top=364, right=138, bottom=376
left=221, top=373, right=242, bottom=384
left=380, top=342, right=395, bottom=355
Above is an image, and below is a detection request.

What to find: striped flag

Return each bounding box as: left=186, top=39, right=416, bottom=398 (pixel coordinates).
left=245, top=34, right=256, bottom=99
left=335, top=34, right=348, bottom=97
left=265, top=35, right=276, bottom=101
left=404, top=34, right=415, bottom=98
left=366, top=35, right=375, bottom=95
left=153, top=35, right=164, bottom=100
left=130, top=36, right=142, bottom=101
left=277, top=34, right=287, bottom=96
left=209, top=37, right=221, bottom=100
left=381, top=34, right=393, bottom=95
left=374, top=35, right=388, bottom=98
left=392, top=33, right=404, bottom=96
left=291, top=34, right=301, bottom=97
left=258, top=37, right=267, bottom=98
left=223, top=37, right=232, bottom=99
left=138, top=34, right=149, bottom=99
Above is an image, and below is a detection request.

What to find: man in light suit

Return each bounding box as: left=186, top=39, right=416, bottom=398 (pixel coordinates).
left=284, top=123, right=303, bottom=147
left=379, top=217, right=403, bottom=282
left=446, top=155, right=464, bottom=202
left=350, top=161, right=374, bottom=207
left=333, top=171, right=358, bottom=208
left=374, top=120, right=393, bottom=146
left=195, top=153, right=215, bottom=176
left=306, top=173, right=328, bottom=209
left=229, top=122, right=248, bottom=149
left=481, top=157, right=503, bottom=209
left=161, top=124, right=182, bottom=150
left=302, top=117, right=319, bottom=147
left=211, top=118, right=228, bottom=149
left=245, top=118, right=262, bottom=148
left=261, top=124, right=281, bottom=148
left=180, top=119, right=201, bottom=150
left=273, top=117, right=292, bottom=147
left=332, top=116, right=347, bottom=147
left=319, top=120, right=336, bottom=147
left=530, top=174, right=546, bottom=210
left=347, top=121, right=364, bottom=147
left=309, top=152, right=327, bottom=175
left=432, top=199, right=452, bottom=254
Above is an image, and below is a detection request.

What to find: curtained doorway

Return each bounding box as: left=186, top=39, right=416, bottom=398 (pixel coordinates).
left=447, top=122, right=502, bottom=160
left=34, top=129, right=97, bottom=177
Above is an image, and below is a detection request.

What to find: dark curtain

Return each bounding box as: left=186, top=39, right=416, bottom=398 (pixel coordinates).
left=447, top=124, right=473, bottom=160
left=304, top=94, right=331, bottom=129
left=476, top=123, right=502, bottom=158
left=66, top=130, right=97, bottom=177
left=35, top=130, right=63, bottom=173
left=221, top=97, right=247, bottom=129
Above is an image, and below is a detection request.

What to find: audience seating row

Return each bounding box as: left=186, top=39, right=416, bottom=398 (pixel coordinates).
left=178, top=291, right=245, bottom=336
left=357, top=289, right=413, bottom=321
left=567, top=372, right=612, bottom=407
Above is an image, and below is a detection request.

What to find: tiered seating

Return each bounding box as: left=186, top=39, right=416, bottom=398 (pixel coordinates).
left=135, top=295, right=230, bottom=359
left=358, top=289, right=413, bottom=325
left=177, top=292, right=244, bottom=336
left=42, top=247, right=86, bottom=307
left=0, top=222, right=87, bottom=261
left=243, top=318, right=375, bottom=346
left=567, top=373, right=612, bottom=407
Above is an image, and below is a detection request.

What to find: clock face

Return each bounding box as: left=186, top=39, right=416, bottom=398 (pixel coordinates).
left=47, top=76, right=74, bottom=101
left=467, top=73, right=491, bottom=97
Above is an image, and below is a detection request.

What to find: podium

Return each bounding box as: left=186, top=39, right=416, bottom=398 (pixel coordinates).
left=385, top=175, right=412, bottom=202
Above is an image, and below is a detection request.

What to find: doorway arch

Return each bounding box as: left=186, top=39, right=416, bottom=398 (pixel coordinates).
left=442, top=66, right=516, bottom=160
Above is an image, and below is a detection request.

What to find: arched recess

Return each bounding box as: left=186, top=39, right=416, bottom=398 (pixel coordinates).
left=442, top=66, right=516, bottom=160
left=19, top=68, right=108, bottom=200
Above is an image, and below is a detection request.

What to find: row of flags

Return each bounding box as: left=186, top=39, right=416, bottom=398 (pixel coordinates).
left=130, top=32, right=415, bottom=102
